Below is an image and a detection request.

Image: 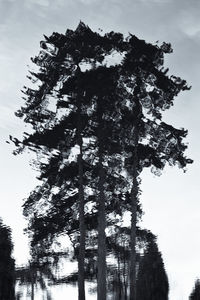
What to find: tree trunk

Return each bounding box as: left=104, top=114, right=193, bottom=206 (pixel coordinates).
left=129, top=82, right=142, bottom=300
left=129, top=178, right=137, bottom=300
left=31, top=280, right=34, bottom=300
left=97, top=159, right=106, bottom=300
left=117, top=255, right=122, bottom=300
left=78, top=148, right=85, bottom=300
left=77, top=92, right=86, bottom=300
left=123, top=251, right=128, bottom=300
left=97, top=106, right=107, bottom=300
left=129, top=126, right=139, bottom=300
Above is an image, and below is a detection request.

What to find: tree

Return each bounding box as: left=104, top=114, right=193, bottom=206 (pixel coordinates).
left=12, top=23, right=130, bottom=300
left=11, top=22, right=192, bottom=300
left=189, top=279, right=200, bottom=300
left=106, top=225, right=145, bottom=300
left=115, top=36, right=192, bottom=300
left=16, top=261, right=53, bottom=300
left=136, top=238, right=169, bottom=300
left=0, top=219, right=15, bottom=300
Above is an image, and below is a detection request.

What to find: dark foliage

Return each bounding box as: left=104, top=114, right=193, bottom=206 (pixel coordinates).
left=136, top=240, right=169, bottom=300
left=10, top=21, right=192, bottom=299
left=189, top=279, right=200, bottom=300
left=0, top=219, right=15, bottom=300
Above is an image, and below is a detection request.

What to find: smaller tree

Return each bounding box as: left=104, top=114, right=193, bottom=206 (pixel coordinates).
left=16, top=260, right=53, bottom=300
left=189, top=279, right=200, bottom=300
left=136, top=238, right=169, bottom=300
left=0, top=219, right=15, bottom=300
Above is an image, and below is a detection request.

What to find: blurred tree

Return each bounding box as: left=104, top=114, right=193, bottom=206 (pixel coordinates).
left=136, top=238, right=169, bottom=300
left=11, top=22, right=132, bottom=300
left=119, top=36, right=193, bottom=300
left=16, top=260, right=53, bottom=300
left=11, top=22, right=192, bottom=300
left=189, top=279, right=200, bottom=300
left=0, top=219, right=15, bottom=300
left=106, top=227, right=159, bottom=300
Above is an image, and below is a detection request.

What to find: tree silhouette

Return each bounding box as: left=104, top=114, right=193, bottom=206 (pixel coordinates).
left=106, top=226, right=152, bottom=300
left=117, top=36, right=193, bottom=300
left=16, top=259, right=53, bottom=300
left=11, top=22, right=192, bottom=300
left=189, top=279, right=200, bottom=300
left=0, top=219, right=15, bottom=300
left=136, top=238, right=169, bottom=300
left=11, top=23, right=130, bottom=300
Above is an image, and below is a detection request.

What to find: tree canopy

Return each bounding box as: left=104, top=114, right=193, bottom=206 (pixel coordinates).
left=11, top=22, right=192, bottom=300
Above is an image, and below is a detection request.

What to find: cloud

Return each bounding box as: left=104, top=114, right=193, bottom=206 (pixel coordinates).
left=28, top=0, right=50, bottom=7
left=178, top=9, right=200, bottom=37
left=139, top=0, right=172, bottom=3
left=79, top=0, right=99, bottom=4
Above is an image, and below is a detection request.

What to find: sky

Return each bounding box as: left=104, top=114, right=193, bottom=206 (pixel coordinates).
left=0, top=0, right=200, bottom=299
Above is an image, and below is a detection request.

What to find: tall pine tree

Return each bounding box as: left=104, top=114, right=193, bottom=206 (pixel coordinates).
left=11, top=22, right=192, bottom=300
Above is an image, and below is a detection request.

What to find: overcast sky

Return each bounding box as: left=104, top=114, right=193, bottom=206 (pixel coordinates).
left=0, top=0, right=200, bottom=299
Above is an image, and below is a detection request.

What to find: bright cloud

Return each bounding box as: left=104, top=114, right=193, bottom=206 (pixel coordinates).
left=28, top=0, right=50, bottom=7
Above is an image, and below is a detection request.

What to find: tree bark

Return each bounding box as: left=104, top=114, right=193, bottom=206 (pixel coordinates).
left=117, top=255, right=122, bottom=300
left=31, top=280, right=34, bottom=300
left=77, top=93, right=86, bottom=300
left=129, top=122, right=139, bottom=300
left=129, top=83, right=141, bottom=300
left=78, top=148, right=86, bottom=300
left=97, top=159, right=106, bottom=300
left=97, top=106, right=107, bottom=300
left=122, top=241, right=128, bottom=300
left=129, top=173, right=138, bottom=300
